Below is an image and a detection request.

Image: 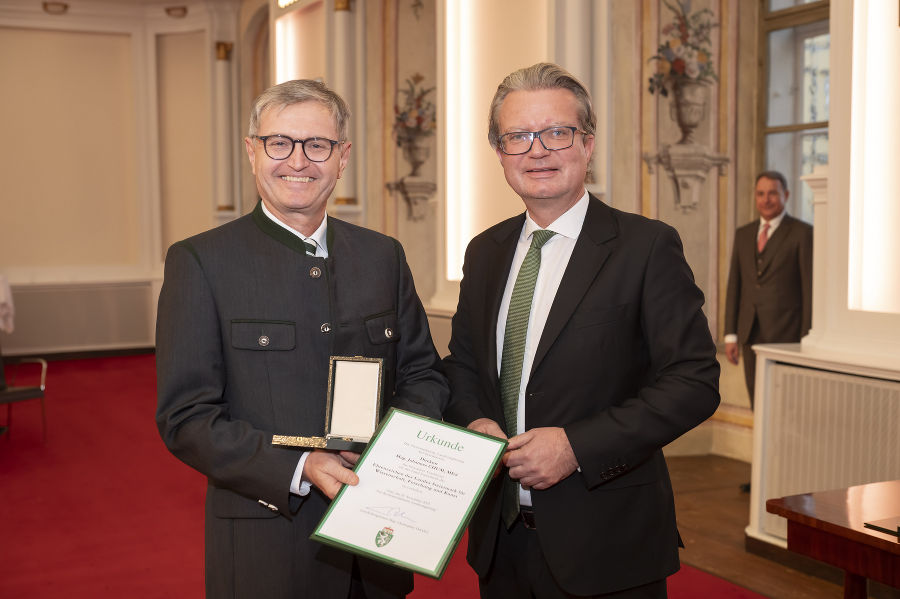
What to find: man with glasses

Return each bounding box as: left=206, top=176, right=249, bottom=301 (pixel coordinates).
left=443, top=63, right=719, bottom=598
left=156, top=79, right=447, bottom=599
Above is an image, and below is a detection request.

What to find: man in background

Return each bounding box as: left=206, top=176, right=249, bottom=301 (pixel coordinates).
left=443, top=62, right=720, bottom=598
left=156, top=79, right=447, bottom=599
left=724, top=171, right=813, bottom=408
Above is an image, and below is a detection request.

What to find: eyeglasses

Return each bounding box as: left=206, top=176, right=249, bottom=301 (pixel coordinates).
left=254, top=134, right=341, bottom=162
left=497, top=126, right=586, bottom=155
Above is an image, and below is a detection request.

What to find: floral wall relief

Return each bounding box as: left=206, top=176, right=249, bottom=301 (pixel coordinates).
left=393, top=73, right=436, bottom=176
left=648, top=0, right=718, bottom=144
left=387, top=72, right=437, bottom=221
left=643, top=0, right=728, bottom=211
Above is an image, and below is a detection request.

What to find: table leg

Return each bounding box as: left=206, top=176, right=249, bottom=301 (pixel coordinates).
left=843, top=572, right=866, bottom=599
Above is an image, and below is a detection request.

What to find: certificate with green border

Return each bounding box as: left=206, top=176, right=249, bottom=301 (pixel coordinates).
left=310, top=408, right=507, bottom=579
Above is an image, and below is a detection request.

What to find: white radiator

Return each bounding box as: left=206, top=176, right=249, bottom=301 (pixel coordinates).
left=759, top=363, right=900, bottom=541
left=1, top=281, right=156, bottom=355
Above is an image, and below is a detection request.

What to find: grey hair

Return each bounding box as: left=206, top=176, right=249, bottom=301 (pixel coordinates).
left=487, top=62, right=596, bottom=149
left=247, top=79, right=351, bottom=141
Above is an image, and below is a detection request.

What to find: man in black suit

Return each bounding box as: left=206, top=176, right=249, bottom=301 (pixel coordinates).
left=155, top=79, right=447, bottom=599
left=724, top=171, right=813, bottom=407
left=442, top=63, right=720, bottom=598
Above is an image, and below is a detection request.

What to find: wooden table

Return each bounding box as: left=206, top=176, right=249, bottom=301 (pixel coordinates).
left=767, top=480, right=900, bottom=598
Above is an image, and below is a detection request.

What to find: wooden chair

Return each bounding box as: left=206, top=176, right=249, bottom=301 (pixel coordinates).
left=0, top=356, right=48, bottom=441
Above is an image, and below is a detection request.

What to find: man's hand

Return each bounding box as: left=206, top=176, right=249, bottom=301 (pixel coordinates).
left=468, top=418, right=506, bottom=478
left=503, top=427, right=578, bottom=490
left=468, top=417, right=507, bottom=440
left=725, top=341, right=740, bottom=365
left=338, top=451, right=361, bottom=468
left=302, top=450, right=359, bottom=499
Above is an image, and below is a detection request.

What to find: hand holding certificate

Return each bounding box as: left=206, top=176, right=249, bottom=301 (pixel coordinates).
left=312, top=409, right=506, bottom=578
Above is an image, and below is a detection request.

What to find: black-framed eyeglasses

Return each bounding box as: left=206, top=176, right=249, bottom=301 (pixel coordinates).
left=497, top=126, right=587, bottom=155
left=254, top=134, right=342, bottom=162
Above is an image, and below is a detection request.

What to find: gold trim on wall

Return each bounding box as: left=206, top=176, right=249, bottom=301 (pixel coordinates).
left=42, top=2, right=68, bottom=14
left=215, top=41, right=233, bottom=61
left=335, top=0, right=351, bottom=11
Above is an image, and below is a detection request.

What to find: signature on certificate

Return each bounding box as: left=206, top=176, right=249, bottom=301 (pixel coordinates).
left=366, top=505, right=416, bottom=524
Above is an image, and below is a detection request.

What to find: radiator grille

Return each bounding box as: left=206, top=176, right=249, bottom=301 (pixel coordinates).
left=761, top=364, right=900, bottom=540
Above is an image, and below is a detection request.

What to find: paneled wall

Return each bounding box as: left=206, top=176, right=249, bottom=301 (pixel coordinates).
left=0, top=0, right=239, bottom=354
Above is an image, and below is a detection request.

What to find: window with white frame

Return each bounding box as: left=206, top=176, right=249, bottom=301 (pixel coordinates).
left=760, top=1, right=829, bottom=224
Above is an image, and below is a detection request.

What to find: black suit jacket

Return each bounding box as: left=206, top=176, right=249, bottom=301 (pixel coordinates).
left=156, top=203, right=447, bottom=599
left=724, top=214, right=813, bottom=345
left=443, top=195, right=720, bottom=595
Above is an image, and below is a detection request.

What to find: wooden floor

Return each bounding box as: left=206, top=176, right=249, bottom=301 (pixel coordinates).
left=669, top=455, right=846, bottom=599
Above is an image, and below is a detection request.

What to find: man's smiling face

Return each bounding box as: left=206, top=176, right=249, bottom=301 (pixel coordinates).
left=496, top=88, right=594, bottom=215
left=245, top=100, right=350, bottom=232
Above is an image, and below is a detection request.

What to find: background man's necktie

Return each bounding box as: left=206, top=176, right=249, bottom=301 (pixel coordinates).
left=757, top=223, right=770, bottom=253
left=303, top=240, right=317, bottom=256
left=498, top=229, right=556, bottom=528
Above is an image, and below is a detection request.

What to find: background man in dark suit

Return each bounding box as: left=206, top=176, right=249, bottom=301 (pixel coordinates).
left=724, top=171, right=813, bottom=407
left=155, top=79, right=447, bottom=599
left=442, top=63, right=720, bottom=598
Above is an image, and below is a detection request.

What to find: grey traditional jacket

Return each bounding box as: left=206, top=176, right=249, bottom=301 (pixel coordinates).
left=156, top=202, right=447, bottom=599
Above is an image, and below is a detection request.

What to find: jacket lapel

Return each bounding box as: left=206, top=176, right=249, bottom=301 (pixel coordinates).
left=531, top=195, right=616, bottom=375
left=486, top=215, right=525, bottom=387
left=757, top=215, right=794, bottom=273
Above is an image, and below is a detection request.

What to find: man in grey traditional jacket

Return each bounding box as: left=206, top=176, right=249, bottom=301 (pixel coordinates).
left=155, top=79, right=447, bottom=599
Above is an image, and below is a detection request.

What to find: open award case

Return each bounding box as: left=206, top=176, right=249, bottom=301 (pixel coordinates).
left=272, top=356, right=383, bottom=453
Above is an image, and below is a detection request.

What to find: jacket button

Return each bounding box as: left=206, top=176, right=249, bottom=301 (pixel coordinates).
left=258, top=335, right=270, bottom=347
left=321, top=323, right=331, bottom=333
left=309, top=266, right=321, bottom=278
left=384, top=327, right=393, bottom=339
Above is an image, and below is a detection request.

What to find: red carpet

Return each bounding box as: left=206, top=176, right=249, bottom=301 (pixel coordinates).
left=0, top=355, right=764, bottom=598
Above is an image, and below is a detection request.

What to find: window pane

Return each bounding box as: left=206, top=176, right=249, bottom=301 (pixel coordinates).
left=769, top=0, right=819, bottom=11
left=802, top=32, right=830, bottom=122
left=767, top=22, right=829, bottom=127
left=765, top=129, right=827, bottom=224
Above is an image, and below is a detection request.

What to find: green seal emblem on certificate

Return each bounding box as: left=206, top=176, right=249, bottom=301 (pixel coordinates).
left=375, top=527, right=394, bottom=548
left=311, top=408, right=507, bottom=578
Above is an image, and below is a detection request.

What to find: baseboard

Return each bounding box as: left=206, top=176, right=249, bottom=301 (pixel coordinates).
left=3, top=347, right=155, bottom=361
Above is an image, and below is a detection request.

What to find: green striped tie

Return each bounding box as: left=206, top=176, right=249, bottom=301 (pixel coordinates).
left=499, top=228, right=555, bottom=528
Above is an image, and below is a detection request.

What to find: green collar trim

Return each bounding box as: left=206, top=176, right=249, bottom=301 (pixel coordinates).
left=252, top=201, right=333, bottom=255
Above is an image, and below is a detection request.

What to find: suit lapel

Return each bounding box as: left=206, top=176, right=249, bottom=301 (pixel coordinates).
left=757, top=215, right=794, bottom=273
left=531, top=196, right=616, bottom=375
left=486, top=215, right=525, bottom=387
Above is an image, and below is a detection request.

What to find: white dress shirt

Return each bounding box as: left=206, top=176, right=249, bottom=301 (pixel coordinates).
left=496, top=191, right=588, bottom=506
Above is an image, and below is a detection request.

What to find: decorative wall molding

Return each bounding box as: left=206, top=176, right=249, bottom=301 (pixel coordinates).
left=0, top=0, right=240, bottom=353
left=644, top=143, right=728, bottom=211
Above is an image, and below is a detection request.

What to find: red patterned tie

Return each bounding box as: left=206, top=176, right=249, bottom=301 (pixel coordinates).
left=757, top=223, right=770, bottom=253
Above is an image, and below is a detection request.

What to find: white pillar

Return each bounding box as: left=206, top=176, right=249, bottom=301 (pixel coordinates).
left=331, top=0, right=357, bottom=207
left=214, top=41, right=235, bottom=213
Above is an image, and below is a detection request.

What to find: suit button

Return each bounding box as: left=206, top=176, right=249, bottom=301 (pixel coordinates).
left=321, top=323, right=331, bottom=333
left=384, top=327, right=393, bottom=339
left=258, top=335, right=270, bottom=347
left=309, top=266, right=322, bottom=278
